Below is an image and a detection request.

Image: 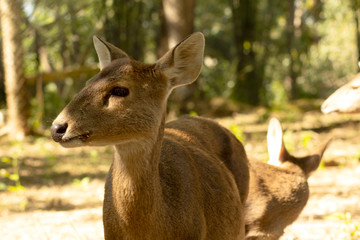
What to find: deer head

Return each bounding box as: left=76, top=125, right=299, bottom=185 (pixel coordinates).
left=50, top=33, right=205, bottom=148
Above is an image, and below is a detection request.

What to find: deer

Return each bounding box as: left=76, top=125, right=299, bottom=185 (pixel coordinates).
left=321, top=73, right=360, bottom=114
left=50, top=32, right=250, bottom=240
left=245, top=118, right=330, bottom=240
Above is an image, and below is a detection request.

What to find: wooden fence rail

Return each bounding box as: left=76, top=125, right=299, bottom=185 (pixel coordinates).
left=25, top=65, right=99, bottom=84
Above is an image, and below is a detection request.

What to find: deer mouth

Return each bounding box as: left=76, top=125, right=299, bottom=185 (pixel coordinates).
left=64, top=132, right=90, bottom=141
left=60, top=132, right=91, bottom=147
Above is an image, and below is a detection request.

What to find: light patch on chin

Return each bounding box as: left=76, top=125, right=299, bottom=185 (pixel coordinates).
left=60, top=138, right=86, bottom=148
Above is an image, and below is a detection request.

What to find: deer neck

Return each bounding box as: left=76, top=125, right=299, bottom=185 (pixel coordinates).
left=109, top=110, right=166, bottom=223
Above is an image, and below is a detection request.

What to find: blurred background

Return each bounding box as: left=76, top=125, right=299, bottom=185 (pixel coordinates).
left=0, top=0, right=359, bottom=138
left=0, top=0, right=360, bottom=239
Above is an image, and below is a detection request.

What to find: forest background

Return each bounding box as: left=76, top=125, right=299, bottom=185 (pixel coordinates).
left=0, top=0, right=359, bottom=139
left=1, top=0, right=360, bottom=239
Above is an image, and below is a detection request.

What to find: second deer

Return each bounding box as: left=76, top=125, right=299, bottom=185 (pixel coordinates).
left=321, top=73, right=360, bottom=114
left=245, top=118, right=330, bottom=240
left=50, top=33, right=249, bottom=239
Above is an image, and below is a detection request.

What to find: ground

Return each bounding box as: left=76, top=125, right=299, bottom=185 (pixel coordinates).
left=1, top=104, right=360, bottom=239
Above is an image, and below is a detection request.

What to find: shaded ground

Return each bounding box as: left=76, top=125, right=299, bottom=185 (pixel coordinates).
left=1, top=105, right=360, bottom=239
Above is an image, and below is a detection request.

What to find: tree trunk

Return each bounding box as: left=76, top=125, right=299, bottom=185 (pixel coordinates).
left=286, top=0, right=297, bottom=100
left=103, top=0, right=145, bottom=61
left=351, top=0, right=360, bottom=71
left=157, top=0, right=169, bottom=58
left=230, top=0, right=260, bottom=105
left=158, top=0, right=195, bottom=56
left=69, top=4, right=80, bottom=64
left=0, top=0, right=30, bottom=140
left=160, top=0, right=196, bottom=113
left=258, top=0, right=274, bottom=106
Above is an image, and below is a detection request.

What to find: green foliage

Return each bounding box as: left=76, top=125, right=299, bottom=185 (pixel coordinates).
left=301, top=131, right=312, bottom=148
left=283, top=131, right=296, bottom=153
left=0, top=142, right=25, bottom=192
left=2, top=0, right=359, bottom=126
left=195, top=0, right=236, bottom=100
left=200, top=59, right=237, bottom=99
left=89, top=150, right=99, bottom=159
left=228, top=124, right=244, bottom=142
left=355, top=150, right=360, bottom=162
left=326, top=212, right=360, bottom=239
left=73, top=176, right=90, bottom=187
left=189, top=111, right=199, bottom=117
left=301, top=0, right=357, bottom=98
left=194, top=0, right=358, bottom=106
left=266, top=79, right=289, bottom=108
left=30, top=82, right=69, bottom=129
left=318, top=160, right=326, bottom=170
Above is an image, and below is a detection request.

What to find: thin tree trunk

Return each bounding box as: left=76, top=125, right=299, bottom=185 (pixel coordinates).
left=157, top=0, right=168, bottom=58
left=0, top=0, right=30, bottom=140
left=230, top=0, right=260, bottom=105
left=69, top=4, right=80, bottom=64
left=286, top=0, right=297, bottom=100
left=103, top=0, right=145, bottom=61
left=351, top=0, right=360, bottom=71
left=159, top=0, right=195, bottom=54
left=258, top=0, right=274, bottom=106
left=57, top=5, right=68, bottom=69
left=160, top=0, right=196, bottom=113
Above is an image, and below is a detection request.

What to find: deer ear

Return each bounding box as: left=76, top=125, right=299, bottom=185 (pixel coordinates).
left=156, top=32, right=205, bottom=90
left=303, top=155, right=321, bottom=176
left=267, top=118, right=288, bottom=166
left=93, top=36, right=129, bottom=70
left=318, top=138, right=332, bottom=159
left=303, top=138, right=332, bottom=175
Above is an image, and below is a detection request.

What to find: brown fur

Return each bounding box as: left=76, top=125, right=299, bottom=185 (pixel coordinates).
left=51, top=33, right=249, bottom=240
left=321, top=73, right=360, bottom=113
left=245, top=118, right=330, bottom=239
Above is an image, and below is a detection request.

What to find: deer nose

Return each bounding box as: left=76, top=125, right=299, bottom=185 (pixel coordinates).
left=51, top=123, right=68, bottom=142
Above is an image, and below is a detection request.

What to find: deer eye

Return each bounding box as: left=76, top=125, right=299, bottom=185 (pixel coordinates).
left=111, top=87, right=129, bottom=97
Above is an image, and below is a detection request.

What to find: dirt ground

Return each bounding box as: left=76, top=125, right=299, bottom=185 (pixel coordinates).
left=1, top=108, right=360, bottom=239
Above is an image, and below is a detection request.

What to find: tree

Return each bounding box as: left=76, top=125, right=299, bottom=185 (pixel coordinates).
left=0, top=0, right=30, bottom=140
left=102, top=0, right=146, bottom=61
left=285, top=0, right=323, bottom=99
left=229, top=0, right=261, bottom=105
left=351, top=0, right=360, bottom=71
left=160, top=0, right=196, bottom=113
left=158, top=0, right=195, bottom=56
left=286, top=0, right=297, bottom=99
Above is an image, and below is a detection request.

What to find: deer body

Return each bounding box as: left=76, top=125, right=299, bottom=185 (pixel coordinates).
left=245, top=118, right=329, bottom=240
left=104, top=116, right=248, bottom=239
left=51, top=33, right=249, bottom=240
left=245, top=160, right=310, bottom=239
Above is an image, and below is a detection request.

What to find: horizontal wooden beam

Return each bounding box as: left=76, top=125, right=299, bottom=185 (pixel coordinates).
left=25, top=65, right=99, bottom=84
